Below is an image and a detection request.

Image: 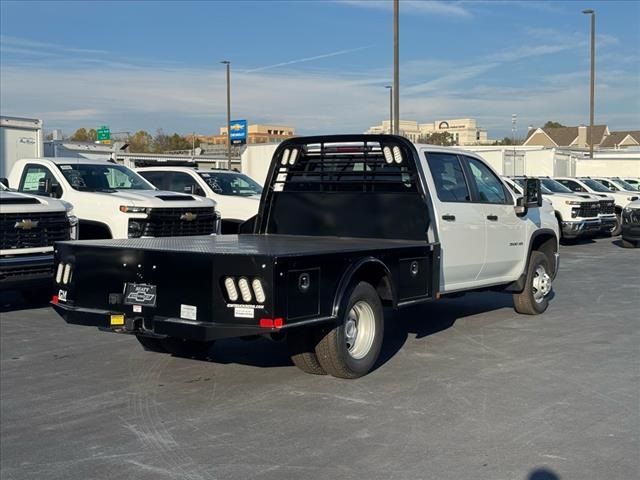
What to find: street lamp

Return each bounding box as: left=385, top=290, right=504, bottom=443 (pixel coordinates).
left=385, top=85, right=393, bottom=134
left=220, top=60, right=231, bottom=170
left=393, top=0, right=399, bottom=135
left=582, top=9, right=595, bottom=159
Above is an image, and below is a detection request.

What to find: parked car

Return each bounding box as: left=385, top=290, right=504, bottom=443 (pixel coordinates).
left=137, top=167, right=261, bottom=233
left=0, top=180, right=78, bottom=297
left=591, top=177, right=640, bottom=194
left=555, top=177, right=638, bottom=236
left=622, top=178, right=640, bottom=191
left=52, top=135, right=559, bottom=379
left=8, top=158, right=220, bottom=240
left=504, top=176, right=601, bottom=241
left=621, top=200, right=640, bottom=248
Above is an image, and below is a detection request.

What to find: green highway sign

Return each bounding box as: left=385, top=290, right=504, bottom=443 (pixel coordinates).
left=96, top=126, right=110, bottom=143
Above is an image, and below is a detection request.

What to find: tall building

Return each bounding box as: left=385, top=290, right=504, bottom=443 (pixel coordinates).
left=201, top=123, right=296, bottom=145
left=367, top=117, right=490, bottom=145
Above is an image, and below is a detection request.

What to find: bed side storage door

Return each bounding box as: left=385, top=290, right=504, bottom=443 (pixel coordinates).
left=422, top=150, right=486, bottom=291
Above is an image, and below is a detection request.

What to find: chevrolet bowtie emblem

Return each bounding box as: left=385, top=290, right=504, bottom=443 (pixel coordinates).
left=180, top=212, right=197, bottom=222
left=15, top=219, right=39, bottom=230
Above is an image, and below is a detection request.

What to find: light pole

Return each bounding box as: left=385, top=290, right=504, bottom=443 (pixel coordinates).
left=511, top=114, right=517, bottom=167
left=393, top=0, right=399, bottom=135
left=582, top=9, right=595, bottom=159
left=220, top=60, right=232, bottom=169
left=385, top=85, right=393, bottom=134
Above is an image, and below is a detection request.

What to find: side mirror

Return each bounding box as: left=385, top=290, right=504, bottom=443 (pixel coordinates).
left=523, top=178, right=543, bottom=208
left=51, top=184, right=63, bottom=199
left=0, top=177, right=8, bottom=188
left=39, top=177, right=52, bottom=195
left=515, top=196, right=527, bottom=216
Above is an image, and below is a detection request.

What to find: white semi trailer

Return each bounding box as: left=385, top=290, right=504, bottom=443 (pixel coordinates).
left=0, top=116, right=43, bottom=180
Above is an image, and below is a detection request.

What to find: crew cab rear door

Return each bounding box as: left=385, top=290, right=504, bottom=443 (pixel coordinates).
left=460, top=155, right=526, bottom=282
left=422, top=151, right=485, bottom=290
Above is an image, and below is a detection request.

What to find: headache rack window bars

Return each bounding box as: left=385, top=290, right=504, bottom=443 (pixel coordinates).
left=272, top=141, right=419, bottom=193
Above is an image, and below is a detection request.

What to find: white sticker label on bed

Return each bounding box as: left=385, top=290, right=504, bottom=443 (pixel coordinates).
left=180, top=304, right=197, bottom=320
left=234, top=307, right=254, bottom=319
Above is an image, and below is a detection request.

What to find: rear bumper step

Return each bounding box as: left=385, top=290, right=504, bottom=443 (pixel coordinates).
left=52, top=302, right=291, bottom=341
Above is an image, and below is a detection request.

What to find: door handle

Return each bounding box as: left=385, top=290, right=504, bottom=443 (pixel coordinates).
left=487, top=215, right=498, bottom=221
left=442, top=214, right=456, bottom=221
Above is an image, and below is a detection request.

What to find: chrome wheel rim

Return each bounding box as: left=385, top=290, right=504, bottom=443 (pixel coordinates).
left=532, top=265, right=552, bottom=303
left=344, top=301, right=376, bottom=360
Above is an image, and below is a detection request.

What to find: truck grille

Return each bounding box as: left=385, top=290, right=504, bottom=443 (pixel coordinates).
left=0, top=212, right=70, bottom=250
left=142, top=207, right=218, bottom=237
left=599, top=200, right=615, bottom=215
left=577, top=202, right=600, bottom=218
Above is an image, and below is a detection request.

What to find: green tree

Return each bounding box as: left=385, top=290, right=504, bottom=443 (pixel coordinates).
left=493, top=136, right=516, bottom=146
left=543, top=121, right=565, bottom=129
left=127, top=130, right=153, bottom=153
left=70, top=128, right=89, bottom=142
left=70, top=127, right=97, bottom=142
left=418, top=131, right=455, bottom=146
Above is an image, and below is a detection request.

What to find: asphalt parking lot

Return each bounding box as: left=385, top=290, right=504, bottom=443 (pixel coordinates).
left=1, top=236, right=638, bottom=480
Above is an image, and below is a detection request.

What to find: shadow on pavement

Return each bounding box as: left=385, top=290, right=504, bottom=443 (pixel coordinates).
left=528, top=467, right=561, bottom=480
left=186, top=291, right=514, bottom=372
left=0, top=289, right=52, bottom=313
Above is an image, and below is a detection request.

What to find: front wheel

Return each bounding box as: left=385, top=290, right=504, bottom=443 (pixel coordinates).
left=610, top=214, right=622, bottom=236
left=315, top=282, right=384, bottom=379
left=513, top=251, right=552, bottom=315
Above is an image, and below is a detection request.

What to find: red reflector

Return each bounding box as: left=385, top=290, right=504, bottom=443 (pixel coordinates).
left=259, top=318, right=274, bottom=328
left=274, top=318, right=284, bottom=328
left=52, top=295, right=59, bottom=304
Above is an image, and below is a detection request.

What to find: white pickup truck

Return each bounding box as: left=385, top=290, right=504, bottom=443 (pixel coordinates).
left=0, top=181, right=77, bottom=295
left=136, top=167, right=261, bottom=234
left=8, top=158, right=220, bottom=240
left=555, top=177, right=638, bottom=236
left=503, top=177, right=601, bottom=240
left=52, top=135, right=559, bottom=379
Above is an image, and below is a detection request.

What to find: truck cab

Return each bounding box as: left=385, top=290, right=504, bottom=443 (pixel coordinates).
left=504, top=176, right=601, bottom=240
left=8, top=158, right=220, bottom=239
left=0, top=181, right=78, bottom=294
left=136, top=167, right=261, bottom=233
left=555, top=177, right=638, bottom=236
left=52, top=136, right=558, bottom=379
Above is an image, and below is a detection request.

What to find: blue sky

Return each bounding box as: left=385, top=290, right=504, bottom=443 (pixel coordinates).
left=1, top=0, right=639, bottom=139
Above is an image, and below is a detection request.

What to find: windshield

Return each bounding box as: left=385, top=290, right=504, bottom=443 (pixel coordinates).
left=57, top=163, right=154, bottom=192
left=541, top=179, right=573, bottom=194
left=198, top=172, right=263, bottom=196
left=612, top=178, right=637, bottom=191
left=583, top=179, right=615, bottom=193
left=513, top=178, right=552, bottom=194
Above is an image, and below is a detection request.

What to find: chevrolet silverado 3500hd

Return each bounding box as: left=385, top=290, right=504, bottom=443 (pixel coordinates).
left=51, top=135, right=559, bottom=379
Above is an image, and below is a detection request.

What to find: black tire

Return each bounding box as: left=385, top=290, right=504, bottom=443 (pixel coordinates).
left=621, top=238, right=636, bottom=248
left=287, top=328, right=326, bottom=375
left=513, top=251, right=552, bottom=315
left=611, top=214, right=622, bottom=236
left=135, top=335, right=169, bottom=353
left=315, top=282, right=384, bottom=379
left=161, top=337, right=214, bottom=359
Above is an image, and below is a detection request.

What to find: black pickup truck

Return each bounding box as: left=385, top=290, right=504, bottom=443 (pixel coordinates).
left=52, top=135, right=558, bottom=378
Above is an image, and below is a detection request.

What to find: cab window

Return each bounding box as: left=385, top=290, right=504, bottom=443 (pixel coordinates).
left=424, top=152, right=470, bottom=202
left=557, top=179, right=585, bottom=192
left=464, top=156, right=509, bottom=204
left=19, top=164, right=58, bottom=195
left=138, top=171, right=167, bottom=190
left=168, top=172, right=204, bottom=196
